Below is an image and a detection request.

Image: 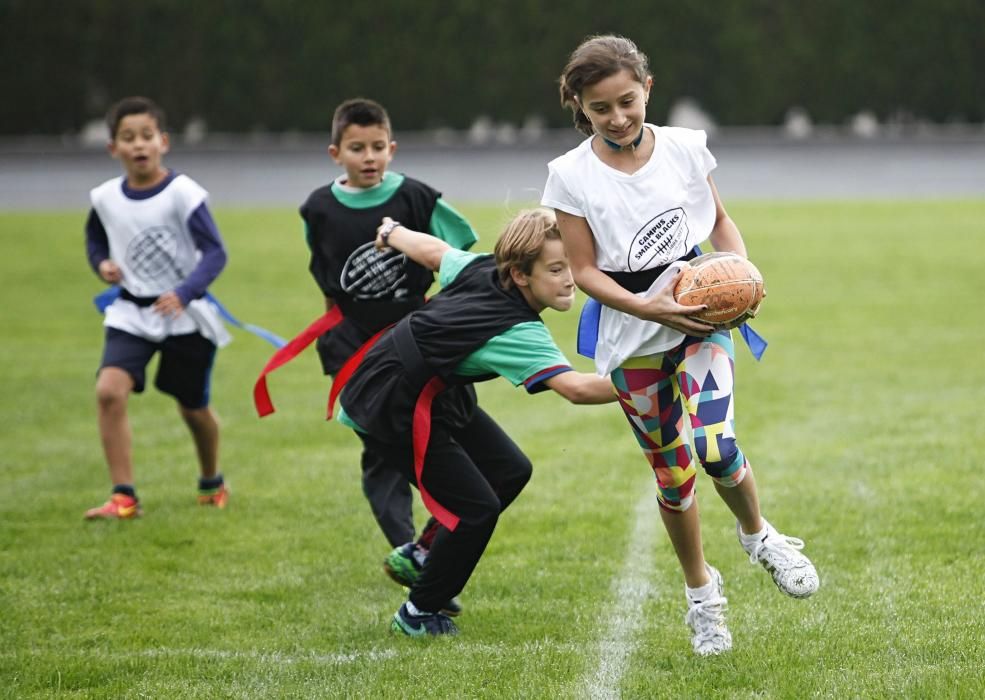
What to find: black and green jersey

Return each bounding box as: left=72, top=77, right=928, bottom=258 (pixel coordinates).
left=338, top=251, right=572, bottom=440
left=300, top=171, right=476, bottom=373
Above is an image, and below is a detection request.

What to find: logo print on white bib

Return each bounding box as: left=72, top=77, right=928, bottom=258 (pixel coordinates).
left=127, top=226, right=182, bottom=286
left=627, top=208, right=688, bottom=271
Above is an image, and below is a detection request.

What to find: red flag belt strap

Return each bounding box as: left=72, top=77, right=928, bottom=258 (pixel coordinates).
left=253, top=306, right=343, bottom=417
left=389, top=317, right=461, bottom=530
left=325, top=324, right=391, bottom=420
left=253, top=307, right=460, bottom=531
left=413, top=376, right=460, bottom=531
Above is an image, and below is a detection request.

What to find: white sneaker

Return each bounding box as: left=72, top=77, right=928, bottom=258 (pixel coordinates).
left=739, top=519, right=819, bottom=598
left=684, top=565, right=733, bottom=656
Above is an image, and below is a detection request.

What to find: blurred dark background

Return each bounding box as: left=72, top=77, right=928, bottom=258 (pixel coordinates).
left=2, top=0, right=983, bottom=136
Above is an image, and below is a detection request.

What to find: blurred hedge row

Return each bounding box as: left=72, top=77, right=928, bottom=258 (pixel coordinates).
left=2, top=0, right=982, bottom=135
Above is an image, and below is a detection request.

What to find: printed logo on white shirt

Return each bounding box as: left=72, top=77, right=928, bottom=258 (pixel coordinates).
left=126, top=226, right=185, bottom=288
left=629, top=207, right=689, bottom=271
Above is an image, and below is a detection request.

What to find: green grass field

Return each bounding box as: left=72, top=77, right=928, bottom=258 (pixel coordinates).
left=2, top=200, right=984, bottom=698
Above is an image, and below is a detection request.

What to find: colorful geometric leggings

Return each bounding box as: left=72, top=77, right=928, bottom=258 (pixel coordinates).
left=611, top=331, right=749, bottom=512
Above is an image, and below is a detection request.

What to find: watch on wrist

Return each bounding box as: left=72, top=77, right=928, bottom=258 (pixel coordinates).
left=379, top=220, right=401, bottom=247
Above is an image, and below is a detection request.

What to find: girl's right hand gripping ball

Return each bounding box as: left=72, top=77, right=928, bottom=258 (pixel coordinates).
left=674, top=252, right=765, bottom=329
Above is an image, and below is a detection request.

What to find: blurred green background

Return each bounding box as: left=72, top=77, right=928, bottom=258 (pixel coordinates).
left=2, top=0, right=983, bottom=135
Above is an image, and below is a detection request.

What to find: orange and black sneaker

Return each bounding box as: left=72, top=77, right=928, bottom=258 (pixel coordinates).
left=84, top=493, right=142, bottom=520
left=198, top=483, right=229, bottom=508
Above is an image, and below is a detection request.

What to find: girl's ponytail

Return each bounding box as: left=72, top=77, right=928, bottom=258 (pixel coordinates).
left=559, top=75, right=594, bottom=136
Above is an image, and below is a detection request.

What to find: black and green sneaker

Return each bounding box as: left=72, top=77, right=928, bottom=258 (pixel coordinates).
left=383, top=543, right=422, bottom=587
left=391, top=603, right=458, bottom=637
left=383, top=543, right=463, bottom=617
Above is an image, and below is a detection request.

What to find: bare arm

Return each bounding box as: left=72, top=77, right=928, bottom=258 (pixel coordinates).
left=706, top=176, right=747, bottom=257
left=543, top=371, right=616, bottom=404
left=375, top=216, right=451, bottom=272
left=554, top=209, right=714, bottom=335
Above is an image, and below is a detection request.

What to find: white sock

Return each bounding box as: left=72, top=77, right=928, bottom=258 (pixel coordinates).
left=686, top=579, right=716, bottom=603
left=740, top=519, right=770, bottom=543
left=406, top=600, right=432, bottom=616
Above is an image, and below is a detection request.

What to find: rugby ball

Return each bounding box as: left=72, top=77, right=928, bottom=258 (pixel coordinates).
left=674, top=252, right=765, bottom=329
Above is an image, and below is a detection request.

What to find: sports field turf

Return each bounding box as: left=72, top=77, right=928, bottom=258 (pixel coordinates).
left=1, top=200, right=984, bottom=698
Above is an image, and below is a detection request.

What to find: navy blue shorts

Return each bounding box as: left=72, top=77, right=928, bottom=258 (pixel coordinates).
left=99, top=328, right=217, bottom=409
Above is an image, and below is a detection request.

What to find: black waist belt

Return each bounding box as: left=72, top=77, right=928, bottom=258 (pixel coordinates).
left=602, top=248, right=699, bottom=294
left=119, top=288, right=158, bottom=307
left=392, top=317, right=435, bottom=388
left=338, top=297, right=426, bottom=332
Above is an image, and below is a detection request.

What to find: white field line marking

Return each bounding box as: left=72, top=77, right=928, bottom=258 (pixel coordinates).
left=581, top=491, right=658, bottom=700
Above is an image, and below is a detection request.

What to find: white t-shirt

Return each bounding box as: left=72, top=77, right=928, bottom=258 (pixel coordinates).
left=542, top=124, right=718, bottom=373
left=90, top=174, right=229, bottom=345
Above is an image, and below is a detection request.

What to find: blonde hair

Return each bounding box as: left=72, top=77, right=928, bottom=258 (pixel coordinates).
left=558, top=35, right=651, bottom=136
left=494, top=208, right=561, bottom=289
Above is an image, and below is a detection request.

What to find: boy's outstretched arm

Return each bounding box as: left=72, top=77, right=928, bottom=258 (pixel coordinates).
left=544, top=371, right=616, bottom=405
left=375, top=216, right=451, bottom=271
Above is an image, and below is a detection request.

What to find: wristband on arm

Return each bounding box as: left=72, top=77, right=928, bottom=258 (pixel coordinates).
left=378, top=220, right=402, bottom=248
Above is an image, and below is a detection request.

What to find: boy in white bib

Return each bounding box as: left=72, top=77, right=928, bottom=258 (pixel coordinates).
left=84, top=97, right=230, bottom=519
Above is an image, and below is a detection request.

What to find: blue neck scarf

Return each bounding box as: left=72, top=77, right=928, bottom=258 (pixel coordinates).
left=602, top=127, right=645, bottom=151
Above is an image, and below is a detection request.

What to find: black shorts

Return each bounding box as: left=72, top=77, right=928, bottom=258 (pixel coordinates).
left=99, top=327, right=217, bottom=409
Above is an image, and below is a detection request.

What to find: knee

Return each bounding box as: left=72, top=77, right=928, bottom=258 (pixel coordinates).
left=179, top=405, right=217, bottom=432
left=95, top=370, right=130, bottom=410
left=509, top=455, right=533, bottom=490
left=657, top=496, right=695, bottom=513
left=462, top=495, right=501, bottom=532
left=696, top=435, right=739, bottom=475
left=495, top=454, right=532, bottom=507
left=697, top=437, right=747, bottom=487
left=656, top=474, right=697, bottom=512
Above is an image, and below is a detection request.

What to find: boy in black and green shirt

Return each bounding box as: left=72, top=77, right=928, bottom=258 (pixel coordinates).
left=301, top=99, right=476, bottom=570
left=335, top=209, right=616, bottom=636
